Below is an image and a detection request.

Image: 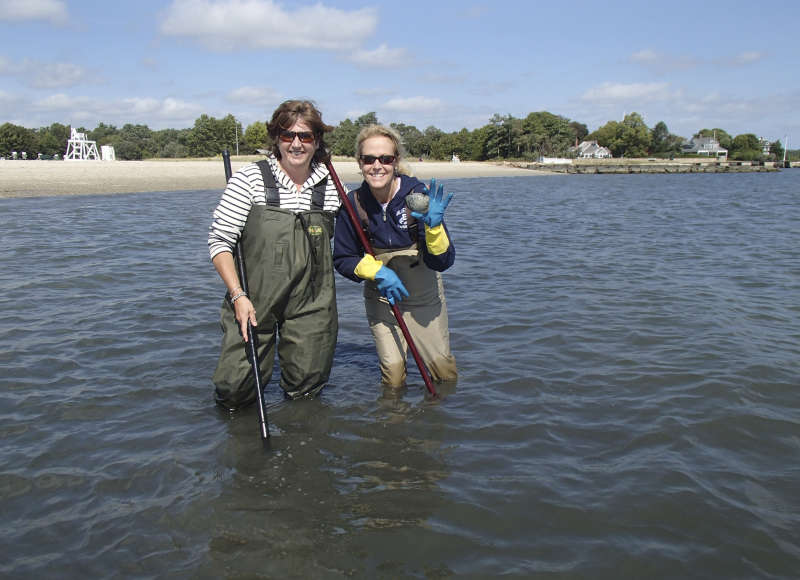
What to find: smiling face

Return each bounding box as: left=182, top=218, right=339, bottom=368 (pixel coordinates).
left=276, top=119, right=318, bottom=175
left=359, top=135, right=398, bottom=198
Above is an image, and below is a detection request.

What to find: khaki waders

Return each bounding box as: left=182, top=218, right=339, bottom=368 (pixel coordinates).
left=213, top=203, right=338, bottom=408
left=364, top=247, right=457, bottom=387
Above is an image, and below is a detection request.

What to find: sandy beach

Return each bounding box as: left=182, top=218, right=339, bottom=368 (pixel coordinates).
left=0, top=157, right=545, bottom=198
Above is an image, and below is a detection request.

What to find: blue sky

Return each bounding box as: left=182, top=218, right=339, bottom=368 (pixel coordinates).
left=1, top=0, right=797, bottom=143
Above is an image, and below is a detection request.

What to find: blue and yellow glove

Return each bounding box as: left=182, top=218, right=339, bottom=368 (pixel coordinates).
left=410, top=178, right=454, bottom=255
left=354, top=255, right=409, bottom=305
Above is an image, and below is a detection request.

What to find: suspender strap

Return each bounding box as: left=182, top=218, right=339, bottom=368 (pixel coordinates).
left=311, top=177, right=327, bottom=210
left=256, top=160, right=280, bottom=206
left=256, top=160, right=327, bottom=210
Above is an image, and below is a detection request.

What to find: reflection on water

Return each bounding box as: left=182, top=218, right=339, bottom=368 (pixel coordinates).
left=1, top=171, right=799, bottom=578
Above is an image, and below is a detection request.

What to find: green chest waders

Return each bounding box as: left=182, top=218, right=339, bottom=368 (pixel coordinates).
left=213, top=169, right=338, bottom=408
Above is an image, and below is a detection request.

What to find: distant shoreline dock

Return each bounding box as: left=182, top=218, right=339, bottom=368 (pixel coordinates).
left=511, top=158, right=790, bottom=174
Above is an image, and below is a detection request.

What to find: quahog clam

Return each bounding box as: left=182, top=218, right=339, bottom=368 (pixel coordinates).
left=405, top=192, right=429, bottom=214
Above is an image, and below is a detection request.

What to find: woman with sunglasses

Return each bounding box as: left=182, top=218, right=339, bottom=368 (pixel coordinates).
left=208, top=99, right=340, bottom=409
left=333, top=124, right=457, bottom=389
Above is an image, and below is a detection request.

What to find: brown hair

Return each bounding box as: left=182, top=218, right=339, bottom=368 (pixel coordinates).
left=267, top=99, right=332, bottom=164
left=355, top=124, right=412, bottom=176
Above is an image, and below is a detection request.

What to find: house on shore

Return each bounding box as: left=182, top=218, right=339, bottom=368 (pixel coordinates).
left=573, top=140, right=612, bottom=159
left=682, top=136, right=728, bottom=159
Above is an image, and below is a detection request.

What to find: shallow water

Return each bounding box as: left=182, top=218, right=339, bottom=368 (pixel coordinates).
left=1, top=171, right=798, bottom=578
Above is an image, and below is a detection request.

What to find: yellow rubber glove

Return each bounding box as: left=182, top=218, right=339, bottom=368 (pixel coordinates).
left=354, top=254, right=384, bottom=280
left=424, top=224, right=450, bottom=255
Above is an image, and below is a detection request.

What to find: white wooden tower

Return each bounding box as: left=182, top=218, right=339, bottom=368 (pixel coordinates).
left=65, top=127, right=100, bottom=161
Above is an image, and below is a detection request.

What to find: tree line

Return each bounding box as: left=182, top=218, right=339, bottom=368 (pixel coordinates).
left=1, top=110, right=794, bottom=162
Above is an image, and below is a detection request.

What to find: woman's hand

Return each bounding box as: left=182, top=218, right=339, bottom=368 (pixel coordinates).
left=411, top=178, right=454, bottom=228
left=233, top=295, right=257, bottom=342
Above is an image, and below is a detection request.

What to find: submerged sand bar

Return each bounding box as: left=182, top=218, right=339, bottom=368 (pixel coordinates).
left=0, top=158, right=544, bottom=198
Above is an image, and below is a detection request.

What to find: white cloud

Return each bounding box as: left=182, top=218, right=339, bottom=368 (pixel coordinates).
left=159, top=0, right=376, bottom=51
left=459, top=5, right=489, bottom=19
left=383, top=96, right=444, bottom=113
left=728, top=51, right=765, bottom=66
left=30, top=62, right=90, bottom=89
left=630, top=49, right=658, bottom=64
left=629, top=49, right=698, bottom=72
left=120, top=97, right=205, bottom=121
left=353, top=88, right=394, bottom=97
left=25, top=93, right=205, bottom=129
left=0, top=57, right=92, bottom=89
left=348, top=44, right=409, bottom=68
left=0, top=0, right=68, bottom=24
left=582, top=82, right=672, bottom=103
left=228, top=86, right=280, bottom=104
left=632, top=48, right=765, bottom=71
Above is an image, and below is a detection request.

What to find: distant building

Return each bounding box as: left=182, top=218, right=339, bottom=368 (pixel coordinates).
left=573, top=140, right=612, bottom=159
left=759, top=138, right=771, bottom=156
left=682, top=136, right=728, bottom=159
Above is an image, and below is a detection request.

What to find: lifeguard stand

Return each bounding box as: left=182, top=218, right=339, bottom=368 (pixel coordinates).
left=65, top=127, right=100, bottom=161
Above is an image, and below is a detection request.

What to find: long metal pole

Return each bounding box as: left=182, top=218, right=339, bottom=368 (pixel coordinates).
left=223, top=150, right=270, bottom=442
left=325, top=160, right=438, bottom=398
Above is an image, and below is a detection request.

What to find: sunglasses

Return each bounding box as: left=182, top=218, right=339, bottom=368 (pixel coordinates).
left=359, top=154, right=397, bottom=165
left=279, top=130, right=315, bottom=144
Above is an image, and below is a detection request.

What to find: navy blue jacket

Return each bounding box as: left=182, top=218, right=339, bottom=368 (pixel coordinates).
left=333, top=174, right=455, bottom=283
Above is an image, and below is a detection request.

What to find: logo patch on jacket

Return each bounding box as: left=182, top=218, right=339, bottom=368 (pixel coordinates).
left=307, top=225, right=323, bottom=236
left=396, top=207, right=408, bottom=229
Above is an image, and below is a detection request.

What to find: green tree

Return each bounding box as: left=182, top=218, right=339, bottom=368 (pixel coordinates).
left=88, top=122, right=118, bottom=145
left=589, top=112, right=651, bottom=157
left=650, top=121, right=683, bottom=156
left=484, top=113, right=512, bottom=159
left=219, top=114, right=242, bottom=154
left=355, top=112, right=379, bottom=128
left=187, top=114, right=226, bottom=157
left=329, top=118, right=358, bottom=157
left=33, top=123, right=70, bottom=156
left=421, top=125, right=445, bottom=159
left=242, top=121, right=269, bottom=154
left=390, top=122, right=424, bottom=158
left=113, top=123, right=156, bottom=160
left=619, top=112, right=651, bottom=157
left=569, top=121, right=589, bottom=144
left=154, top=128, right=190, bottom=158
left=467, top=125, right=491, bottom=160
left=522, top=111, right=575, bottom=158
left=587, top=120, right=623, bottom=156
left=728, top=133, right=763, bottom=161
left=768, top=139, right=784, bottom=162
left=0, top=123, right=37, bottom=156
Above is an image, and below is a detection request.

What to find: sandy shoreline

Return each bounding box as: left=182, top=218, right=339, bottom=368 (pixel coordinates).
left=0, top=158, right=546, bottom=198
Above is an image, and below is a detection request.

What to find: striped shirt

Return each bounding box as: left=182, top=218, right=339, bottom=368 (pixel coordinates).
left=208, top=155, right=341, bottom=259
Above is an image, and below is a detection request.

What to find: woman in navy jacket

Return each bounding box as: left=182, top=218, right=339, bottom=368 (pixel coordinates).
left=333, top=124, right=457, bottom=388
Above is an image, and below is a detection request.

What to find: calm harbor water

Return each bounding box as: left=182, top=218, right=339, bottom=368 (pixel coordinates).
left=1, top=171, right=798, bottom=578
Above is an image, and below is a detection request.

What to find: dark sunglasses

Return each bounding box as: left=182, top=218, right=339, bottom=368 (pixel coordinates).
left=279, top=130, right=315, bottom=144
left=359, top=154, right=396, bottom=165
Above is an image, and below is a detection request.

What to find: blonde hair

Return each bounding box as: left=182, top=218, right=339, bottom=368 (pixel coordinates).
left=355, top=124, right=413, bottom=176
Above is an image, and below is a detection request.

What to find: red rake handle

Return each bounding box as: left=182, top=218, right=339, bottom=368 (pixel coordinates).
left=325, top=160, right=438, bottom=397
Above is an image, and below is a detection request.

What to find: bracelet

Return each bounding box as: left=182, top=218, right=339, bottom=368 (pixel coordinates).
left=230, top=290, right=248, bottom=303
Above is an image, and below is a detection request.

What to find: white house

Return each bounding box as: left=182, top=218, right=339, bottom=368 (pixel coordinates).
left=682, top=136, right=728, bottom=159
left=574, top=140, right=612, bottom=159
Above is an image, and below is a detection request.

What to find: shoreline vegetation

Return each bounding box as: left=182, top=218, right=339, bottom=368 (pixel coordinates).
left=509, top=157, right=789, bottom=174
left=0, top=155, right=792, bottom=199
